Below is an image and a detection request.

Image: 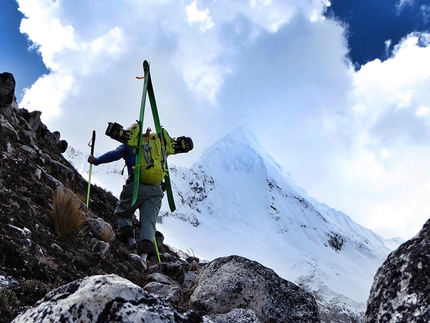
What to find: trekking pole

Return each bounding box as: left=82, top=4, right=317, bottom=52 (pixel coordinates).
left=154, top=238, right=161, bottom=263
left=86, top=130, right=96, bottom=208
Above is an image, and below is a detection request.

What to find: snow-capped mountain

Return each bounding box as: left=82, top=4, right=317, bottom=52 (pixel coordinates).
left=157, top=126, right=398, bottom=315
left=66, top=125, right=398, bottom=318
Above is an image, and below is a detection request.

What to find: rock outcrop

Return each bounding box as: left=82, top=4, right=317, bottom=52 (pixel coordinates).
left=1, top=73, right=321, bottom=322
left=12, top=256, right=321, bottom=323
left=188, top=255, right=320, bottom=323
left=12, top=274, right=201, bottom=323
left=364, top=218, right=430, bottom=322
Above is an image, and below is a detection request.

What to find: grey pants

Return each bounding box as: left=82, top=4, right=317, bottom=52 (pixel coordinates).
left=115, top=182, right=164, bottom=241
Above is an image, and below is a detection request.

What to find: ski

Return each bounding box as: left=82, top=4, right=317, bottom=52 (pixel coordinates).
left=144, top=61, right=176, bottom=212
left=132, top=63, right=149, bottom=206
left=132, top=60, right=176, bottom=212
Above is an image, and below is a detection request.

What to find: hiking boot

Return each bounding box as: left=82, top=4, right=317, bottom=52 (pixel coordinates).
left=155, top=231, right=164, bottom=244
left=137, top=239, right=156, bottom=255
left=117, top=226, right=135, bottom=243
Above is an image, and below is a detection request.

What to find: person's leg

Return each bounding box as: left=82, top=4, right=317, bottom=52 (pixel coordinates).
left=137, top=185, right=164, bottom=261
left=114, top=183, right=139, bottom=249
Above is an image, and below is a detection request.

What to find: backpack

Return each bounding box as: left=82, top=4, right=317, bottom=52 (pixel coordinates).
left=105, top=122, right=193, bottom=185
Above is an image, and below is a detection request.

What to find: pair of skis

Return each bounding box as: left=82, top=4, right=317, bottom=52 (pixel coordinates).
left=135, top=60, right=175, bottom=264
left=133, top=60, right=176, bottom=212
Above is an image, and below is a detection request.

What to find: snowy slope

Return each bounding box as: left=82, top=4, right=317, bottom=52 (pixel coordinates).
left=156, top=126, right=394, bottom=306
left=66, top=126, right=398, bottom=313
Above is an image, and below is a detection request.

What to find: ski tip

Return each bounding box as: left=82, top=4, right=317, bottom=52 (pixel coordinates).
left=143, top=60, right=149, bottom=72
left=136, top=76, right=145, bottom=80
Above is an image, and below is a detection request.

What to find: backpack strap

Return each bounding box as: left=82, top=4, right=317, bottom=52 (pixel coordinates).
left=143, top=127, right=154, bottom=166
left=158, top=132, right=167, bottom=170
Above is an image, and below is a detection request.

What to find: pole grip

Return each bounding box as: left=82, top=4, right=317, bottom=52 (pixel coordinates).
left=90, top=130, right=96, bottom=155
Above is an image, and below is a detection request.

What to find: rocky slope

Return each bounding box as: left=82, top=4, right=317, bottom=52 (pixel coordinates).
left=364, top=218, right=430, bottom=322
left=0, top=72, right=320, bottom=323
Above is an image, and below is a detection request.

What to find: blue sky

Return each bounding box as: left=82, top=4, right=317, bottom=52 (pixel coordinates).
left=1, top=0, right=430, bottom=241
left=326, top=0, right=430, bottom=67
left=1, top=0, right=48, bottom=100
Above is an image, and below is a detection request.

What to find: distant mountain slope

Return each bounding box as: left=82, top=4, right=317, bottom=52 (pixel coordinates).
left=156, top=126, right=396, bottom=305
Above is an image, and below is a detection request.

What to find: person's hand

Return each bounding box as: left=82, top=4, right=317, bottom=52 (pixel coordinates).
left=88, top=155, right=95, bottom=164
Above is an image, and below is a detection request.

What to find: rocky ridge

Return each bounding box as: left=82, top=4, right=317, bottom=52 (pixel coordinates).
left=0, top=72, right=320, bottom=323
left=364, top=218, right=430, bottom=322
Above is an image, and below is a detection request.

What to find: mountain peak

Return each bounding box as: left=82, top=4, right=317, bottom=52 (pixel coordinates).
left=198, top=125, right=283, bottom=176
left=223, top=125, right=258, bottom=146
left=161, top=124, right=398, bottom=309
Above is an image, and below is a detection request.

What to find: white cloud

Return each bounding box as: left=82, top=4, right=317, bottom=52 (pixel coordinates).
left=416, top=105, right=430, bottom=117
left=396, top=0, right=414, bottom=13
left=305, top=32, right=430, bottom=240
left=20, top=73, right=74, bottom=120
left=422, top=5, right=430, bottom=23
left=15, top=0, right=430, bottom=241
left=18, top=0, right=77, bottom=71
left=185, top=0, right=214, bottom=31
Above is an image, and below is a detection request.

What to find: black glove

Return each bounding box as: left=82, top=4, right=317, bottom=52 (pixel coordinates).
left=173, top=136, right=193, bottom=153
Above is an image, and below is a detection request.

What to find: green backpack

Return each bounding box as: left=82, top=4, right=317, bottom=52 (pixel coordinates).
left=105, top=122, right=193, bottom=185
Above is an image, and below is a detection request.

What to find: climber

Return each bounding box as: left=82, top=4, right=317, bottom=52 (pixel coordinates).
left=88, top=127, right=193, bottom=270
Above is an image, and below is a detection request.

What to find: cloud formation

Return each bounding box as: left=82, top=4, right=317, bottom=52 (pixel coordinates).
left=16, top=0, right=430, bottom=240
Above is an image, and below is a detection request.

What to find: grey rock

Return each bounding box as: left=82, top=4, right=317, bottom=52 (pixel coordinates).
left=89, top=238, right=111, bottom=255
left=183, top=271, right=198, bottom=289
left=46, top=159, right=75, bottom=182
left=364, top=218, right=430, bottom=323
left=86, top=216, right=115, bottom=242
left=12, top=274, right=201, bottom=323
left=19, top=144, right=37, bottom=159
left=0, top=72, right=16, bottom=106
left=0, top=114, right=19, bottom=141
left=27, top=110, right=42, bottom=131
left=145, top=272, right=183, bottom=305
left=0, top=275, right=20, bottom=289
left=203, top=308, right=261, bottom=323
left=189, top=255, right=320, bottom=323
left=147, top=272, right=181, bottom=286
left=148, top=260, right=187, bottom=285
left=144, top=281, right=183, bottom=305
left=57, top=139, right=68, bottom=153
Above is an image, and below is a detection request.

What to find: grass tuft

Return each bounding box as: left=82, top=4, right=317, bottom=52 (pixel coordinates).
left=51, top=189, right=85, bottom=238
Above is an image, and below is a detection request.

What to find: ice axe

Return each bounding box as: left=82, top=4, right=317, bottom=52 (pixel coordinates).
left=86, top=130, right=96, bottom=208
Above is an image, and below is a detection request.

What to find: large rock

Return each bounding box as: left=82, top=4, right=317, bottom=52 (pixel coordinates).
left=189, top=255, right=320, bottom=323
left=364, top=218, right=430, bottom=323
left=0, top=72, right=16, bottom=106
left=12, top=274, right=201, bottom=323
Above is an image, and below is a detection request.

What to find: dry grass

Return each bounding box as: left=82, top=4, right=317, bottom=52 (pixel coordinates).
left=100, top=226, right=115, bottom=243
left=51, top=189, right=85, bottom=238
left=75, top=192, right=86, bottom=204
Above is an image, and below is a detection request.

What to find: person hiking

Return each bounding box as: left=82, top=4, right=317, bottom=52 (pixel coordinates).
left=88, top=144, right=162, bottom=269
left=88, top=128, right=192, bottom=269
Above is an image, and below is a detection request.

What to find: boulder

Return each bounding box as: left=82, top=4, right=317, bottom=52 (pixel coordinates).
left=189, top=255, right=320, bottom=323
left=144, top=273, right=183, bottom=305
left=364, top=218, right=430, bottom=323
left=0, top=72, right=16, bottom=106
left=12, top=274, right=201, bottom=323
